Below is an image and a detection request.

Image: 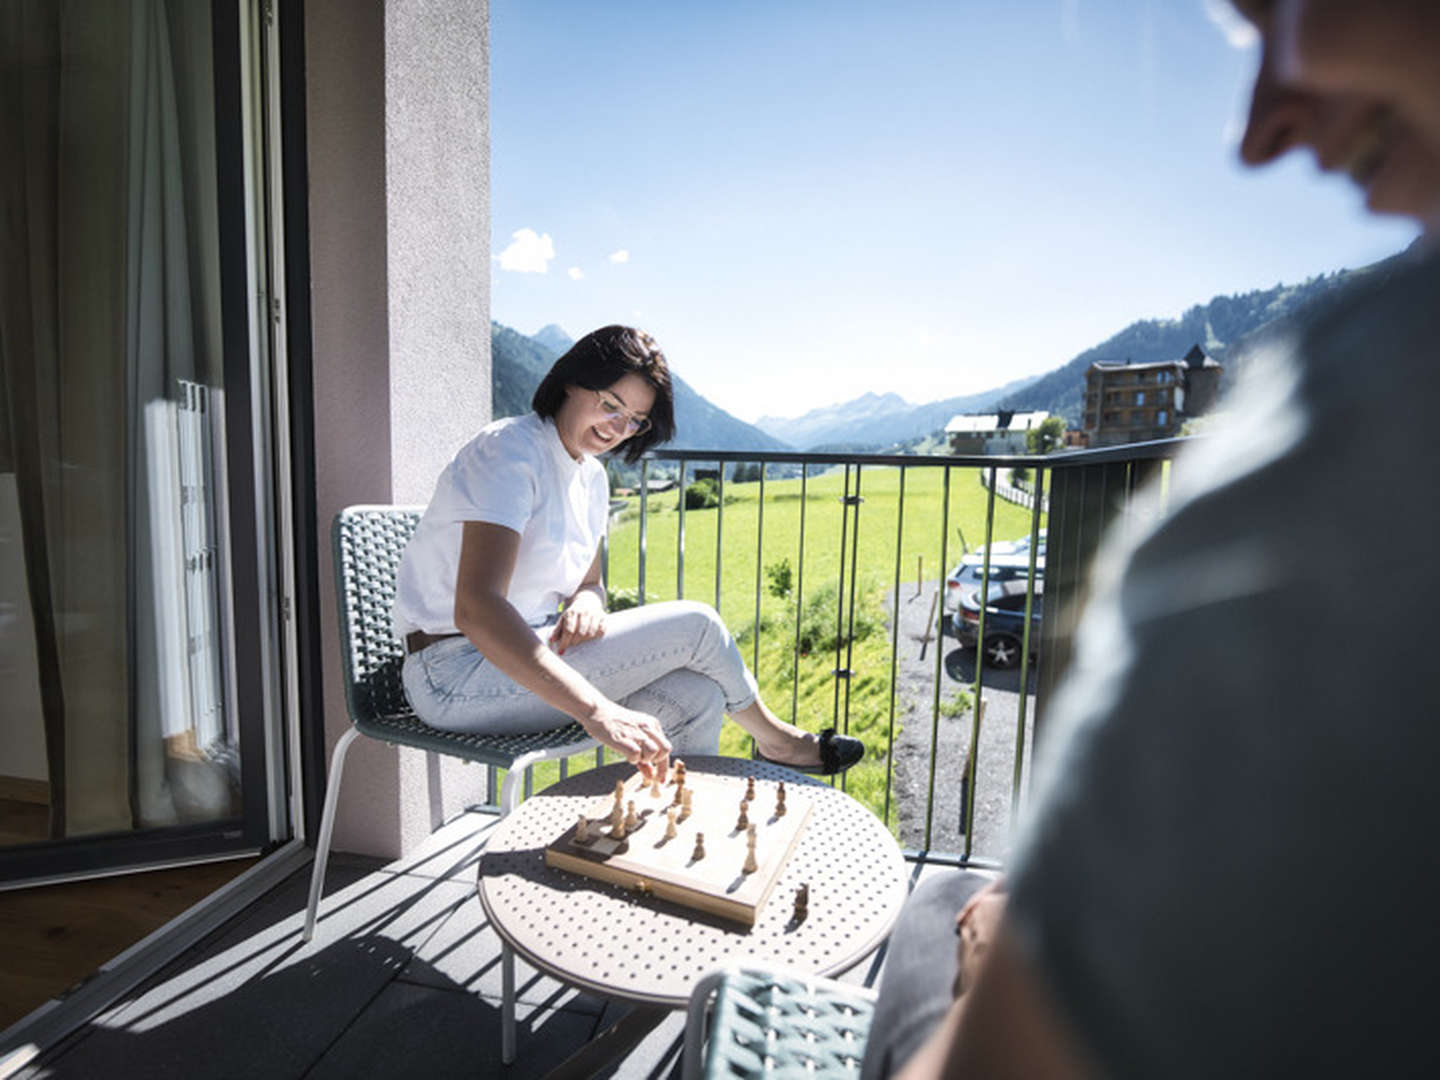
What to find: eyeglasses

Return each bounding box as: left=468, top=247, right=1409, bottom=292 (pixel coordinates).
left=592, top=389, right=651, bottom=436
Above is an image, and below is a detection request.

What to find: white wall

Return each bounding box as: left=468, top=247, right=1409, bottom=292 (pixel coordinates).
left=306, top=0, right=492, bottom=857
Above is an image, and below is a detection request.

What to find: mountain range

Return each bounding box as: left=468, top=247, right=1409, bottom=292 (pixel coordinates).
left=491, top=251, right=1405, bottom=453
left=490, top=323, right=789, bottom=453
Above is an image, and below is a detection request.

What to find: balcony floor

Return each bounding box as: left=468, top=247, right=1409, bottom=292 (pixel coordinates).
left=18, top=810, right=955, bottom=1079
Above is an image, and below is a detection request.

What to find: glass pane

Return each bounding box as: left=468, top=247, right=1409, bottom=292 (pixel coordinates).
left=0, top=0, right=241, bottom=846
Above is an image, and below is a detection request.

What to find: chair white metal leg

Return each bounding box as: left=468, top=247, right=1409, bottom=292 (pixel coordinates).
left=502, top=939, right=517, bottom=1064
left=302, top=726, right=361, bottom=942
left=498, top=741, right=597, bottom=817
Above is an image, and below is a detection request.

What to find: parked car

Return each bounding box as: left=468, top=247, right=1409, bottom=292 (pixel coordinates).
left=951, top=579, right=1043, bottom=669
left=943, top=534, right=1045, bottom=618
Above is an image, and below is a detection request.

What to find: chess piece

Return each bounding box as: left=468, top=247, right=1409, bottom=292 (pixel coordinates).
left=775, top=782, right=787, bottom=817
left=609, top=798, right=624, bottom=832
left=664, top=808, right=678, bottom=840
left=615, top=779, right=626, bottom=803
left=671, top=759, right=686, bottom=785
left=735, top=800, right=749, bottom=831
left=745, top=776, right=756, bottom=802
left=679, top=788, right=693, bottom=822
left=649, top=774, right=662, bottom=798
left=672, top=776, right=685, bottom=806
left=613, top=816, right=627, bottom=841
left=625, top=800, right=639, bottom=831
left=743, top=825, right=758, bottom=873
left=575, top=815, right=591, bottom=844
left=691, top=832, right=705, bottom=861
left=793, top=883, right=809, bottom=923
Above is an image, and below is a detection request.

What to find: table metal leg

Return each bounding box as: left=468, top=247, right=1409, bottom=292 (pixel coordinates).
left=502, top=941, right=516, bottom=1064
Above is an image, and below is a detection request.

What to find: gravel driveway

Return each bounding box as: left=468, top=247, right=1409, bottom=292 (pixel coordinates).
left=884, top=581, right=1036, bottom=862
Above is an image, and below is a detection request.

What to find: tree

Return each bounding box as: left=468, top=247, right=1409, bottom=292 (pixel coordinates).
left=1026, top=415, right=1067, bottom=455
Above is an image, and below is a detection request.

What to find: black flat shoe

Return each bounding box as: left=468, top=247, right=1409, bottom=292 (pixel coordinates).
left=754, top=728, right=865, bottom=776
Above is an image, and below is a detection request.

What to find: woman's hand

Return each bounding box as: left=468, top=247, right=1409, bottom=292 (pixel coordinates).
left=584, top=703, right=671, bottom=782
left=549, top=590, right=606, bottom=655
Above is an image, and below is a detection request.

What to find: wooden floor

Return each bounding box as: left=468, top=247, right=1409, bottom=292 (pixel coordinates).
left=0, top=855, right=259, bottom=1030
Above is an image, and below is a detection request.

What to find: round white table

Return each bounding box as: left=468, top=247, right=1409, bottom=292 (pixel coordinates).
left=478, top=756, right=909, bottom=1070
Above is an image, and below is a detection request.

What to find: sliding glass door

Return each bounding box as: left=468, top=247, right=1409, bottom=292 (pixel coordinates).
left=0, top=0, right=290, bottom=882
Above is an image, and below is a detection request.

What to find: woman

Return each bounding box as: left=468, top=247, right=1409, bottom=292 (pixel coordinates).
left=394, top=324, right=864, bottom=780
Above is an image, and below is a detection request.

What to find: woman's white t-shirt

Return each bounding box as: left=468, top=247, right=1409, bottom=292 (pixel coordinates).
left=393, top=412, right=610, bottom=635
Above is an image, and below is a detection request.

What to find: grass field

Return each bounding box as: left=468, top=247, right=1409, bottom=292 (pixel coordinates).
left=515, top=461, right=1046, bottom=835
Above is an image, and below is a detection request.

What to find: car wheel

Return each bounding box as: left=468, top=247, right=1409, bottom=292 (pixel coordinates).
left=984, top=635, right=1020, bottom=669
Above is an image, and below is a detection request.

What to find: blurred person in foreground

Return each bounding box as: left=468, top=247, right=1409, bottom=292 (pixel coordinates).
left=862, top=3, right=1440, bottom=1076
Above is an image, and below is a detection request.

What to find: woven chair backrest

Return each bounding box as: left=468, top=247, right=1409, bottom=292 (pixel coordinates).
left=332, top=506, right=424, bottom=723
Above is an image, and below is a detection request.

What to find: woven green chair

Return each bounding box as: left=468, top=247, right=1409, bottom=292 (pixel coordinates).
left=683, top=964, right=878, bottom=1079
left=302, top=505, right=596, bottom=942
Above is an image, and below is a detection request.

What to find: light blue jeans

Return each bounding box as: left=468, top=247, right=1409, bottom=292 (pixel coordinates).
left=400, top=599, right=759, bottom=756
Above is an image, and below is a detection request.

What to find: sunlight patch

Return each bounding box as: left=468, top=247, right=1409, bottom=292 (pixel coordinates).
left=568, top=266, right=585, bottom=280
left=608, top=249, right=630, bottom=264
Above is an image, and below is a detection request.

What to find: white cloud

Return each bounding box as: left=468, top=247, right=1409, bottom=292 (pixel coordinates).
left=497, top=228, right=555, bottom=273
left=608, top=249, right=630, bottom=264
left=568, top=267, right=585, bottom=280
left=1202, top=0, right=1258, bottom=49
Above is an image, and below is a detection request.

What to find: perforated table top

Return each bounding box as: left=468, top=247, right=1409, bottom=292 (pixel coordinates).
left=477, top=756, right=909, bottom=1007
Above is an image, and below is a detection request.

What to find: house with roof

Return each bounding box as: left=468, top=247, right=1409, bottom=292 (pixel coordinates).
left=1081, top=344, right=1222, bottom=447
left=945, top=409, right=1053, bottom=455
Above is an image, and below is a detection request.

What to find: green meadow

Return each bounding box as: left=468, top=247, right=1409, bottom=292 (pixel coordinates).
left=517, top=461, right=1045, bottom=835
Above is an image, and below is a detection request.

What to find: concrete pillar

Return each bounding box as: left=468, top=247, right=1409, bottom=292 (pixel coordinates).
left=306, top=0, right=491, bottom=857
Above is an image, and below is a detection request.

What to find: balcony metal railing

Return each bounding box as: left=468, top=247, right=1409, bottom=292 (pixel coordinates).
left=591, top=438, right=1189, bottom=868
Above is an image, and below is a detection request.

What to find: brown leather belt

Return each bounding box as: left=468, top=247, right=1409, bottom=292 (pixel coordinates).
left=405, top=630, right=464, bottom=655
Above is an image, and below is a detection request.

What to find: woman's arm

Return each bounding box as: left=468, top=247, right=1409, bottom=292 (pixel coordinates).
left=549, top=544, right=607, bottom=655
left=453, top=521, right=670, bottom=777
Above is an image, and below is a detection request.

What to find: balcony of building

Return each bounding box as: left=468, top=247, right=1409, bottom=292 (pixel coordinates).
left=1, top=438, right=1179, bottom=1078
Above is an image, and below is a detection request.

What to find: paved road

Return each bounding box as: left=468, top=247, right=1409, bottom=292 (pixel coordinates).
left=884, top=582, right=1037, bottom=862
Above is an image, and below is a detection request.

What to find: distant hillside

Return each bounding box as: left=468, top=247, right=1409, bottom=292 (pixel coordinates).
left=490, top=322, right=791, bottom=453
left=996, top=256, right=1404, bottom=425
left=754, top=376, right=1039, bottom=451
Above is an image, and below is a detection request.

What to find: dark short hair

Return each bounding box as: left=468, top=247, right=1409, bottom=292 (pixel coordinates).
left=532, top=325, right=676, bottom=463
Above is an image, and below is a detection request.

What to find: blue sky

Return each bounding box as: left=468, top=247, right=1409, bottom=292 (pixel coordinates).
left=490, top=0, right=1418, bottom=424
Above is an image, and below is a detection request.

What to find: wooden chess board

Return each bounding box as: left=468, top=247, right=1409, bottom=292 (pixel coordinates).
left=543, top=766, right=814, bottom=927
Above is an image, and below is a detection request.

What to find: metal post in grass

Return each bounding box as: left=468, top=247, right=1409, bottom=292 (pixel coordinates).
left=676, top=458, right=687, bottom=599
left=638, top=459, right=649, bottom=606
left=1012, top=465, right=1046, bottom=821
left=790, top=464, right=809, bottom=725
left=925, top=466, right=952, bottom=850
left=884, top=466, right=907, bottom=827
left=839, top=466, right=865, bottom=793
left=961, top=467, right=1000, bottom=857
left=752, top=462, right=765, bottom=675
left=831, top=465, right=853, bottom=767
left=714, top=462, right=724, bottom=615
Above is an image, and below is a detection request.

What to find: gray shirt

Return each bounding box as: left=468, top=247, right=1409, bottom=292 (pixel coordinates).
left=1007, top=248, right=1440, bottom=1077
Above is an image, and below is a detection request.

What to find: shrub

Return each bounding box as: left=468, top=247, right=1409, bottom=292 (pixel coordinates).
left=764, top=558, right=793, bottom=600
left=794, top=583, right=883, bottom=655
left=607, top=587, right=644, bottom=611
left=683, top=477, right=719, bottom=510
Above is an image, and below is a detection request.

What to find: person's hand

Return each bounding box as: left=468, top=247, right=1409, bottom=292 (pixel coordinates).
left=952, top=879, right=1007, bottom=999
left=550, top=593, right=606, bottom=655
left=584, top=703, right=671, bottom=783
